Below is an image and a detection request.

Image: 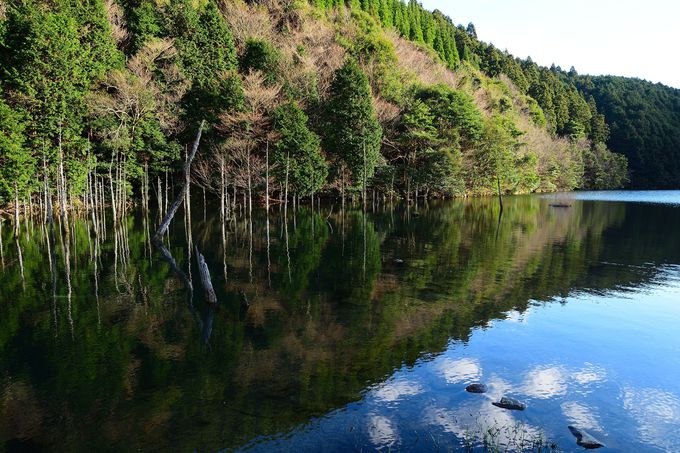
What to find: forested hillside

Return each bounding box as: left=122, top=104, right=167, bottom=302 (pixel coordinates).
left=576, top=76, right=680, bottom=188
left=0, top=0, right=653, bottom=215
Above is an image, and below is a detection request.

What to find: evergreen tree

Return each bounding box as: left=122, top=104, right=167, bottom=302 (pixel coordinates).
left=240, top=38, right=282, bottom=85
left=323, top=59, right=382, bottom=188
left=272, top=102, right=328, bottom=196
left=0, top=98, right=34, bottom=204
left=166, top=0, right=241, bottom=127
left=3, top=0, right=121, bottom=196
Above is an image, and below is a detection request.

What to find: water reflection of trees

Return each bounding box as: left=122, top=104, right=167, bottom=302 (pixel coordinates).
left=1, top=198, right=679, bottom=450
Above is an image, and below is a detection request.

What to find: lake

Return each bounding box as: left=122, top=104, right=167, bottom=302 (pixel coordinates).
left=1, top=191, right=680, bottom=452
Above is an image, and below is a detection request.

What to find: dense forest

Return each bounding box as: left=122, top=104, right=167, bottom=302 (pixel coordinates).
left=575, top=76, right=680, bottom=188
left=0, top=0, right=674, bottom=220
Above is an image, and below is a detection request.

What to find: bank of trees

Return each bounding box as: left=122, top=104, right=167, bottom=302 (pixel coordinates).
left=1, top=0, right=633, bottom=224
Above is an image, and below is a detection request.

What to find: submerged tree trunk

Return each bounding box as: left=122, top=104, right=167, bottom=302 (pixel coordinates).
left=157, top=176, right=163, bottom=224
left=362, top=143, right=367, bottom=210
left=284, top=152, right=290, bottom=216
left=265, top=140, right=270, bottom=212
left=14, top=184, right=20, bottom=238
left=195, top=246, right=217, bottom=305
left=220, top=158, right=225, bottom=223
left=57, top=123, right=68, bottom=226
left=109, top=158, right=117, bottom=223
left=247, top=147, right=253, bottom=218
left=497, top=174, right=503, bottom=213
left=154, top=121, right=205, bottom=242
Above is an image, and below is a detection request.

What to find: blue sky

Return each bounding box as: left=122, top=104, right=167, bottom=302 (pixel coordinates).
left=420, top=0, right=680, bottom=89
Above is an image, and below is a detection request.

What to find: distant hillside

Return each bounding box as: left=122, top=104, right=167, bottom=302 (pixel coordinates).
left=576, top=76, right=680, bottom=188
left=342, top=0, right=677, bottom=189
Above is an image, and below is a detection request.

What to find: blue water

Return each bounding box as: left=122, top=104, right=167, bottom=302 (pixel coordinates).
left=244, top=268, right=680, bottom=452
left=546, top=190, right=680, bottom=206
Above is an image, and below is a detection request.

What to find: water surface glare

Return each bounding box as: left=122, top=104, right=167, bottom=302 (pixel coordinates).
left=1, top=192, right=680, bottom=452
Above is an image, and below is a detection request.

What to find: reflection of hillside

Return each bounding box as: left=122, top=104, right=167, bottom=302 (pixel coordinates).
left=1, top=197, right=678, bottom=451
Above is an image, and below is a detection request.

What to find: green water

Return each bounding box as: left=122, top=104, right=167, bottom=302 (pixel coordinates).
left=1, top=193, right=680, bottom=452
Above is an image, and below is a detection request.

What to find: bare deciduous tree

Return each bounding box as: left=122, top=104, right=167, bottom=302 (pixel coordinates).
left=218, top=71, right=281, bottom=216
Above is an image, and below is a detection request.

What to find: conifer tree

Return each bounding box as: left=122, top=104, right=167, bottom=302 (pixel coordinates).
left=272, top=102, right=328, bottom=196
left=323, top=59, right=382, bottom=189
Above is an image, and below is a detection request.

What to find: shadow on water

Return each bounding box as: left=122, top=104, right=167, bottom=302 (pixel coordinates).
left=1, top=195, right=680, bottom=451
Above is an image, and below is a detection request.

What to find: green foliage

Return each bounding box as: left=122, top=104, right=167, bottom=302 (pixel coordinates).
left=582, top=142, right=629, bottom=190
left=323, top=59, right=382, bottom=186
left=164, top=0, right=241, bottom=127
left=240, top=38, right=282, bottom=84
left=0, top=0, right=643, bottom=208
left=129, top=1, right=163, bottom=52
left=1, top=0, right=122, bottom=196
left=577, top=76, right=680, bottom=188
left=414, top=84, right=484, bottom=148
left=467, top=114, right=518, bottom=194
left=165, top=1, right=237, bottom=88
left=0, top=98, right=34, bottom=201
left=272, top=102, right=328, bottom=196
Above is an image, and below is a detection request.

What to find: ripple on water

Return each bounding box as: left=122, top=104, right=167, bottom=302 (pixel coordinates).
left=561, top=401, right=603, bottom=431
left=622, top=386, right=680, bottom=451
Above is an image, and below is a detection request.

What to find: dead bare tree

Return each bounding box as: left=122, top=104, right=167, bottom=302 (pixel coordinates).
left=219, top=71, right=281, bottom=217
left=154, top=121, right=205, bottom=242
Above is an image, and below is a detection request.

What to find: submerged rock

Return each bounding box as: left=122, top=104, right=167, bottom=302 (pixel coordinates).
left=492, top=396, right=526, bottom=411
left=465, top=383, right=488, bottom=394
left=568, top=426, right=605, bottom=449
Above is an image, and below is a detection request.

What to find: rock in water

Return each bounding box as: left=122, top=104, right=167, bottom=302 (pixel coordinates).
left=492, top=396, right=526, bottom=411
left=568, top=426, right=605, bottom=449
left=465, top=383, right=487, bottom=394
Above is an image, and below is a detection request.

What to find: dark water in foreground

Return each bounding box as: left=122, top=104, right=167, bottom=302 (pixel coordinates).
left=1, top=192, right=680, bottom=452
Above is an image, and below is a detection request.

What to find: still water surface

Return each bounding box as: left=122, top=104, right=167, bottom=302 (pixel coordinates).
left=1, top=192, right=680, bottom=452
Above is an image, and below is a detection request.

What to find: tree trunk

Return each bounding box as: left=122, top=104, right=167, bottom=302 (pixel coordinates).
left=157, top=176, right=163, bottom=223
left=284, top=152, right=290, bottom=216
left=196, top=246, right=217, bottom=304
left=265, top=140, right=270, bottom=212
left=154, top=121, right=205, bottom=242
left=164, top=170, right=169, bottom=215
left=341, top=167, right=346, bottom=211
left=220, top=158, right=225, bottom=223
left=496, top=174, right=503, bottom=213
left=247, top=148, right=252, bottom=218
left=14, top=183, right=20, bottom=238
left=362, top=143, right=367, bottom=210
left=109, top=160, right=117, bottom=223
left=57, top=124, right=68, bottom=225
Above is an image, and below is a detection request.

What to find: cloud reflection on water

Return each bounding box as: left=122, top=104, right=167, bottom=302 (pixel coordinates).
left=367, top=414, right=399, bottom=449
left=435, top=357, right=482, bottom=384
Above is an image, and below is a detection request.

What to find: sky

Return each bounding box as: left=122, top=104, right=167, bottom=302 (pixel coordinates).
left=419, top=0, right=680, bottom=89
